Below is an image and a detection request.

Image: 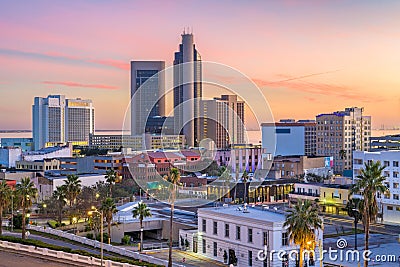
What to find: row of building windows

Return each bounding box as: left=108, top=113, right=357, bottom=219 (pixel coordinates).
left=202, top=219, right=289, bottom=246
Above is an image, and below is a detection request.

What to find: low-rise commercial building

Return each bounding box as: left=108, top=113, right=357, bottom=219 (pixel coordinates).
left=1, top=138, right=34, bottom=152
left=180, top=205, right=323, bottom=267
left=16, top=159, right=60, bottom=172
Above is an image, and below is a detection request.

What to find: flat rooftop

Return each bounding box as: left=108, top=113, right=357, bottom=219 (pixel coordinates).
left=198, top=205, right=286, bottom=223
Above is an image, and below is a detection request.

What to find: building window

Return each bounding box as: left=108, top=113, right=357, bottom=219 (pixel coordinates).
left=384, top=161, right=390, bottom=167
left=202, top=239, right=206, bottom=253
left=394, top=194, right=399, bottom=200
left=213, top=221, right=218, bottom=235
left=202, top=219, right=206, bottom=232
left=394, top=161, right=399, bottom=167
left=248, top=228, right=253, bottom=243
left=213, top=242, right=217, bottom=257
left=282, top=232, right=289, bottom=246
left=248, top=250, right=253, bottom=266
left=394, top=183, right=399, bottom=189
left=263, top=232, right=268, bottom=246
left=387, top=206, right=393, bottom=211
left=236, top=226, right=241, bottom=240
left=225, top=223, right=229, bottom=238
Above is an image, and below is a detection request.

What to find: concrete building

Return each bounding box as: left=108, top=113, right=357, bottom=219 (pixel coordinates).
left=22, top=144, right=72, bottom=162
left=50, top=174, right=106, bottom=191
left=33, top=95, right=94, bottom=149
left=65, top=98, right=94, bottom=146
left=261, top=119, right=316, bottom=157
left=316, top=107, right=371, bottom=174
left=199, top=95, right=245, bottom=149
left=0, top=147, right=22, bottom=168
left=289, top=183, right=351, bottom=215
left=353, top=151, right=400, bottom=224
left=215, top=145, right=267, bottom=173
left=370, top=134, right=400, bottom=151
left=180, top=205, right=323, bottom=267
left=130, top=61, right=165, bottom=135
left=173, top=32, right=202, bottom=147
left=271, top=155, right=332, bottom=179
left=16, top=158, right=60, bottom=172
left=1, top=138, right=34, bottom=152
left=89, top=133, right=185, bottom=150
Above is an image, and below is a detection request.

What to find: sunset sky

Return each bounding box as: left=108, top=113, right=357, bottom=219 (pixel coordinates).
left=1, top=0, right=399, bottom=130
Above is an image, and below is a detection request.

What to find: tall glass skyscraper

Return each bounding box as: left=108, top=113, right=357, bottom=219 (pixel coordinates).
left=173, top=32, right=202, bottom=147
left=130, top=61, right=165, bottom=136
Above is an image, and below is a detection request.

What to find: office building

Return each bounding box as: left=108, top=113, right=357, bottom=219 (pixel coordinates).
left=130, top=61, right=165, bottom=136
left=1, top=138, right=34, bottom=152
left=200, top=95, right=245, bottom=149
left=180, top=205, right=323, bottom=267
left=261, top=119, right=316, bottom=157
left=32, top=95, right=94, bottom=149
left=370, top=134, right=400, bottom=151
left=173, top=32, right=202, bottom=147
left=89, top=133, right=185, bottom=150
left=215, top=145, right=266, bottom=173
left=65, top=98, right=94, bottom=146
left=316, top=107, right=371, bottom=174
left=353, top=151, right=400, bottom=224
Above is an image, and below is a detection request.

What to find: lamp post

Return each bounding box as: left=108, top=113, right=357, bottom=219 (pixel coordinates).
left=11, top=193, right=13, bottom=232
left=89, top=208, right=104, bottom=267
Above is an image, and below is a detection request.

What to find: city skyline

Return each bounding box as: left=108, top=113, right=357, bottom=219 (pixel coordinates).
left=1, top=1, right=400, bottom=130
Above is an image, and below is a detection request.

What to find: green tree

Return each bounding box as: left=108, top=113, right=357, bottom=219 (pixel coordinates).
left=15, top=177, right=38, bottom=239
left=0, top=180, right=12, bottom=235
left=105, top=169, right=117, bottom=197
left=132, top=201, right=152, bottom=252
left=52, top=185, right=67, bottom=225
left=284, top=199, right=322, bottom=267
left=351, top=161, right=387, bottom=267
left=64, top=175, right=82, bottom=207
left=164, top=168, right=181, bottom=267
left=100, top=197, right=117, bottom=244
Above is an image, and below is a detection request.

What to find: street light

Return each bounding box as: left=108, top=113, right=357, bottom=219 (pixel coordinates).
left=88, top=208, right=104, bottom=267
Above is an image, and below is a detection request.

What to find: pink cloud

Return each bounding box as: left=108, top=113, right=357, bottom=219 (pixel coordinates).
left=89, top=59, right=130, bottom=70
left=42, top=81, right=118, bottom=90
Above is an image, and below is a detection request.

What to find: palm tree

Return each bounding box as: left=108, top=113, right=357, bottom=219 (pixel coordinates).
left=15, top=177, right=38, bottom=239
left=100, top=197, right=117, bottom=244
left=242, top=170, right=249, bottom=204
left=351, top=161, right=387, bottom=267
left=132, top=201, right=152, bottom=252
left=105, top=169, right=117, bottom=197
left=284, top=199, right=322, bottom=267
left=164, top=168, right=181, bottom=267
left=64, top=175, right=82, bottom=207
left=52, top=185, right=67, bottom=225
left=0, top=180, right=12, bottom=235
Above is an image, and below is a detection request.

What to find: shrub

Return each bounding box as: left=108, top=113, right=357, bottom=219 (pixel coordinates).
left=86, top=233, right=94, bottom=239
left=13, top=214, right=29, bottom=229
left=47, top=220, right=58, bottom=229
left=96, top=233, right=109, bottom=242
left=121, top=235, right=130, bottom=245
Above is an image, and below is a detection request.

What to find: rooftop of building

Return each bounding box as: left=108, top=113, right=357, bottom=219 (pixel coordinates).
left=24, top=145, right=70, bottom=155
left=198, top=205, right=286, bottom=223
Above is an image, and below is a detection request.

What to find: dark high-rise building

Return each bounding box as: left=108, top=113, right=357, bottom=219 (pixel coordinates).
left=130, top=61, right=165, bottom=136
left=173, top=32, right=202, bottom=147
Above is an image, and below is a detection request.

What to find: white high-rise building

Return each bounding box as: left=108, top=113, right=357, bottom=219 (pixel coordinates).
left=33, top=95, right=94, bottom=150
left=353, top=151, right=400, bottom=224
left=66, top=98, right=94, bottom=146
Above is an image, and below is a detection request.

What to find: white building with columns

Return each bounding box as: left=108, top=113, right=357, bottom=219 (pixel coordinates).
left=180, top=205, right=323, bottom=267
